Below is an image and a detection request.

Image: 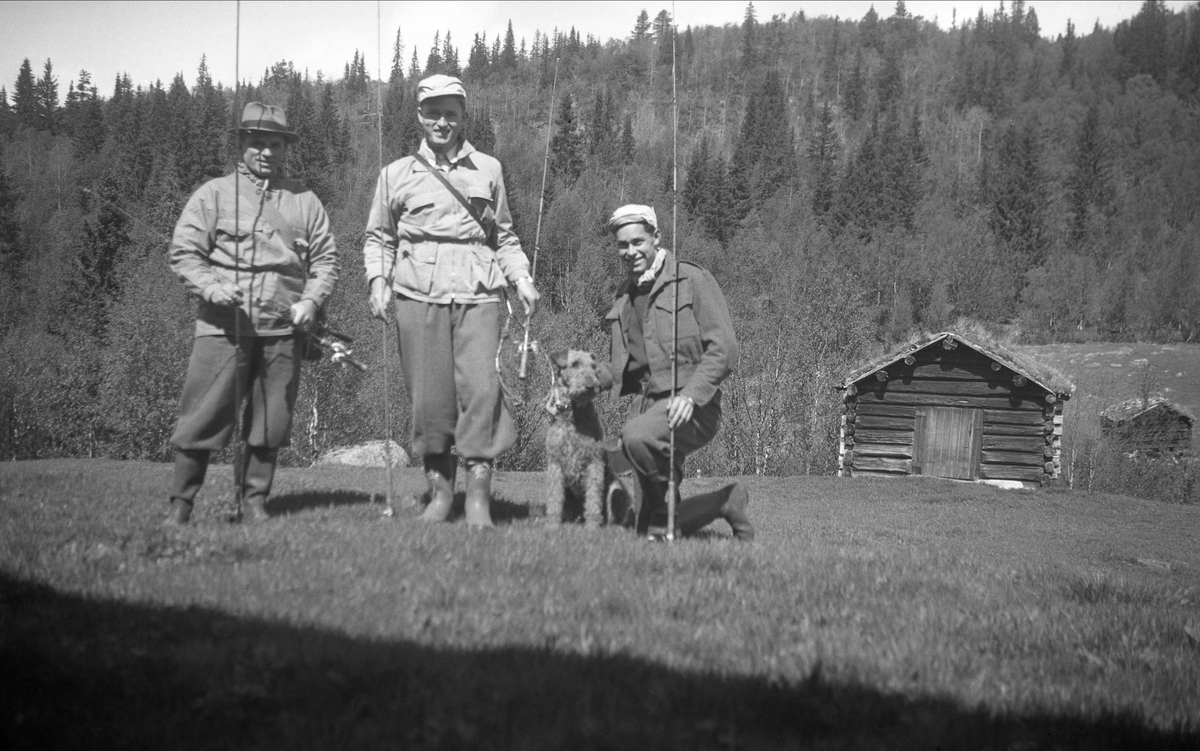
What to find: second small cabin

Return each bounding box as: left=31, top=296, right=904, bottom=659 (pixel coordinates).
left=836, top=332, right=1075, bottom=487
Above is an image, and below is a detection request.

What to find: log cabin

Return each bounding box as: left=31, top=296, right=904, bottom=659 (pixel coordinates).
left=1100, top=397, right=1195, bottom=458
left=836, top=332, right=1075, bottom=487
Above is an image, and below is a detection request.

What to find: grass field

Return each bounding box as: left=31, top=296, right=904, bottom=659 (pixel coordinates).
left=1017, top=342, right=1200, bottom=416
left=2, top=459, right=1199, bottom=749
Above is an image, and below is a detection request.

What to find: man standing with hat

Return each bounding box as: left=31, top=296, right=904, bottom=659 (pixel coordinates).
left=598, top=204, right=754, bottom=541
left=165, top=102, right=340, bottom=524
left=364, top=74, right=539, bottom=528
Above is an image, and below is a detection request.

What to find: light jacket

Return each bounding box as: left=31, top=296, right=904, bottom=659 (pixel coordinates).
left=599, top=249, right=738, bottom=407
left=362, top=139, right=530, bottom=304
left=170, top=166, right=340, bottom=337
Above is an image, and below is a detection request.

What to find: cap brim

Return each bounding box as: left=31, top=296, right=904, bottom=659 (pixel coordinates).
left=229, top=127, right=300, bottom=143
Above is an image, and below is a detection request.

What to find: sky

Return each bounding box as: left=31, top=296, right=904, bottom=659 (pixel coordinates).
left=0, top=1, right=1188, bottom=97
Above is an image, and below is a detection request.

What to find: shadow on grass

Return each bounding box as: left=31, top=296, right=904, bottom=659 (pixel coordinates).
left=266, top=490, right=377, bottom=516
left=2, top=574, right=1194, bottom=751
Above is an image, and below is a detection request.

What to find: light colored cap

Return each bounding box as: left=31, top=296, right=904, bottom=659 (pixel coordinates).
left=606, top=204, right=658, bottom=233
left=228, top=102, right=299, bottom=142
left=417, top=74, right=467, bottom=104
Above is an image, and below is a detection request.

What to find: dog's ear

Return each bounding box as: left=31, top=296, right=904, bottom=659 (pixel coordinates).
left=549, top=349, right=570, bottom=370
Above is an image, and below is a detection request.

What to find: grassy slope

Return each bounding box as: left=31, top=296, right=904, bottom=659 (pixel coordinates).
left=1, top=459, right=1198, bottom=749
left=1017, top=342, right=1200, bottom=415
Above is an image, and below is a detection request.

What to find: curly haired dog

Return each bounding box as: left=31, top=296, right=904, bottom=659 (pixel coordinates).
left=543, top=349, right=615, bottom=528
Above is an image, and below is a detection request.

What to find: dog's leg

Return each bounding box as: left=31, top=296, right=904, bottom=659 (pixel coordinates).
left=544, top=461, right=565, bottom=527
left=584, top=459, right=604, bottom=529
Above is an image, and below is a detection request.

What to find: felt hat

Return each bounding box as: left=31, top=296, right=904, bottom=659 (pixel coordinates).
left=229, top=102, right=299, bottom=142
left=607, top=204, right=659, bottom=233
left=417, top=74, right=467, bottom=105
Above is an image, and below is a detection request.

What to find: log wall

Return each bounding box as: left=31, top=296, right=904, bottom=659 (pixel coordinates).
left=841, top=344, right=1064, bottom=485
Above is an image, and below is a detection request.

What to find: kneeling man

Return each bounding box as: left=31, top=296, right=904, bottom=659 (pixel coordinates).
left=599, top=204, right=753, bottom=540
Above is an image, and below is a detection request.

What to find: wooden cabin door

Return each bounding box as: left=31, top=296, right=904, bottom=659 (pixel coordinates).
left=914, top=406, right=982, bottom=480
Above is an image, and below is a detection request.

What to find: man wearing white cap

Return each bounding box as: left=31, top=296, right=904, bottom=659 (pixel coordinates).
left=598, top=204, right=754, bottom=540
left=364, top=74, right=539, bottom=528
left=166, top=102, right=340, bottom=524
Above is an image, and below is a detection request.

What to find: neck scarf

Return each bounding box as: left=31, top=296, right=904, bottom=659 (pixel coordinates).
left=637, top=248, right=667, bottom=288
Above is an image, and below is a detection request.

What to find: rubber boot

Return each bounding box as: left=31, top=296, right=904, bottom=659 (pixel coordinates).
left=166, top=449, right=209, bottom=525
left=240, top=447, right=277, bottom=524
left=420, top=454, right=456, bottom=523
left=677, top=482, right=755, bottom=541
left=464, top=462, right=494, bottom=528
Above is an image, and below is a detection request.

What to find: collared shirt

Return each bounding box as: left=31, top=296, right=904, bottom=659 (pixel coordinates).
left=363, top=139, right=530, bottom=304
left=170, top=165, right=340, bottom=337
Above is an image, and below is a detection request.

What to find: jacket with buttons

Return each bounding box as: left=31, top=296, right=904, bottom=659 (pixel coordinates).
left=169, top=166, right=340, bottom=337
left=599, top=250, right=738, bottom=407
left=362, top=139, right=530, bottom=304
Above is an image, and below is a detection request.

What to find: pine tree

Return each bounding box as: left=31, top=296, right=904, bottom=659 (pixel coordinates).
left=284, top=81, right=323, bottom=195
left=391, top=27, right=405, bottom=80
left=192, top=57, right=228, bottom=183
left=467, top=33, right=490, bottom=79
left=845, top=47, right=865, bottom=120
left=989, top=121, right=1048, bottom=274
left=426, top=32, right=443, bottom=75
left=165, top=73, right=197, bottom=190
left=0, top=88, right=13, bottom=136
left=442, top=31, right=460, bottom=76
left=808, top=102, right=839, bottom=221
left=1060, top=19, right=1077, bottom=79
left=549, top=92, right=583, bottom=184
left=683, top=136, right=710, bottom=217
left=409, top=48, right=421, bottom=80
left=1067, top=105, right=1111, bottom=243
left=73, top=174, right=130, bottom=340
left=13, top=59, right=38, bottom=129
left=741, top=3, right=758, bottom=71
left=731, top=70, right=795, bottom=207
left=36, top=59, right=58, bottom=133
left=588, top=89, right=615, bottom=158
left=620, top=113, right=635, bottom=164
left=632, top=9, right=651, bottom=42
left=861, top=5, right=882, bottom=51
left=500, top=21, right=518, bottom=70
left=64, top=70, right=105, bottom=154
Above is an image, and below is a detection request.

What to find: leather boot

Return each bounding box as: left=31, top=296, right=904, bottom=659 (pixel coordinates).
left=165, top=497, right=193, bottom=525
left=240, top=447, right=277, bottom=524
left=677, top=482, right=755, bottom=541
left=640, top=478, right=674, bottom=538
left=166, top=449, right=209, bottom=525
left=420, top=454, right=456, bottom=523
left=605, top=442, right=642, bottom=528
left=464, top=462, right=494, bottom=528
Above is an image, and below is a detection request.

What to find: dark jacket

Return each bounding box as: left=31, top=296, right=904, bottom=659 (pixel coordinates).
left=599, top=249, right=737, bottom=406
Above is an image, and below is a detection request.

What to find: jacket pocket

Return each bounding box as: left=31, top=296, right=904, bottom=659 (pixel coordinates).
left=398, top=242, right=438, bottom=295
left=654, top=281, right=702, bottom=363
left=467, top=245, right=505, bottom=293
left=402, top=192, right=440, bottom=226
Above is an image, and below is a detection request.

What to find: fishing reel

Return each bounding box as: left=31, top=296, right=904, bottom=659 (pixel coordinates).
left=257, top=299, right=367, bottom=371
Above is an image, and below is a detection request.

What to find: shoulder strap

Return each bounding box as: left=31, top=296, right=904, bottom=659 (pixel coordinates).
left=411, top=151, right=497, bottom=249
left=234, top=172, right=303, bottom=251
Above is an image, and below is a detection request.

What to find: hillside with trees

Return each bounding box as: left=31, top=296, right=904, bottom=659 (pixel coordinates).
left=2, top=1, right=1198, bottom=479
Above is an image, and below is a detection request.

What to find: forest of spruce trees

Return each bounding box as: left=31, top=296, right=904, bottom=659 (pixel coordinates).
left=1, top=1, right=1198, bottom=479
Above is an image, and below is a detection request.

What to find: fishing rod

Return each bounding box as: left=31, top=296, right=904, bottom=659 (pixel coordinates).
left=376, top=0, right=396, bottom=516
left=517, top=58, right=559, bottom=381
left=232, top=0, right=246, bottom=524
left=666, top=1, right=679, bottom=542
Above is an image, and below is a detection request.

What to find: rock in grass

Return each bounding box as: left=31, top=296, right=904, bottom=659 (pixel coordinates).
left=314, top=440, right=408, bottom=468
